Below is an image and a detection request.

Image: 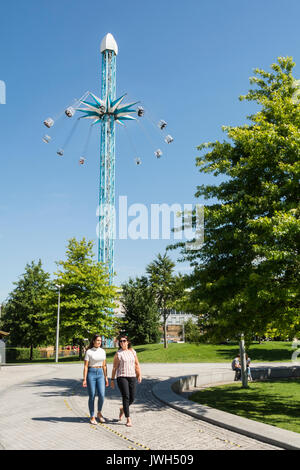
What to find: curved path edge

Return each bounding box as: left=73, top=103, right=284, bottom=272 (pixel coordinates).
left=152, top=376, right=300, bottom=451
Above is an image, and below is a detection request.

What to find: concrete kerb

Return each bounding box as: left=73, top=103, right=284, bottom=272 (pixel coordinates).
left=152, top=368, right=300, bottom=451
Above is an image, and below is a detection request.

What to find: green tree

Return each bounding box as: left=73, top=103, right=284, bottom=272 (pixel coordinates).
left=180, top=318, right=201, bottom=343
left=146, top=253, right=185, bottom=348
left=47, top=238, right=119, bottom=359
left=121, top=276, right=161, bottom=344
left=2, top=260, right=51, bottom=360
left=171, top=57, right=300, bottom=343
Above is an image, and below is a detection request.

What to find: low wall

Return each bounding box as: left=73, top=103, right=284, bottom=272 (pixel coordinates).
left=251, top=366, right=300, bottom=380
left=172, top=370, right=234, bottom=393
left=172, top=366, right=300, bottom=393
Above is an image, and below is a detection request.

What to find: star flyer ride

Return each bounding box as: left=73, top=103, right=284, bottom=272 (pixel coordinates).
left=42, top=33, right=174, bottom=284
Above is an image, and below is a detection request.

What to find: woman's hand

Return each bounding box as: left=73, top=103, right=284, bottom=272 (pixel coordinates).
left=105, top=377, right=109, bottom=387
left=83, top=360, right=89, bottom=388
left=137, top=375, right=142, bottom=384
left=110, top=379, right=115, bottom=389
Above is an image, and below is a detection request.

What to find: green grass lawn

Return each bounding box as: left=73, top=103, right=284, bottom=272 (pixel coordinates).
left=189, top=379, right=300, bottom=434
left=5, top=341, right=296, bottom=364
left=105, top=341, right=295, bottom=363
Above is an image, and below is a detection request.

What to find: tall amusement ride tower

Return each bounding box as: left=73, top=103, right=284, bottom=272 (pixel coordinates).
left=78, top=34, right=138, bottom=282
left=43, top=33, right=173, bottom=285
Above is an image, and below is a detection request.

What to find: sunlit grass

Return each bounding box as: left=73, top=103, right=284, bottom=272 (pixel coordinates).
left=6, top=341, right=295, bottom=364
left=189, top=379, right=300, bottom=433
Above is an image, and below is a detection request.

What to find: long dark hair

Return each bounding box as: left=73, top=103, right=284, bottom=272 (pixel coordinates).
left=87, top=334, right=102, bottom=350
left=118, top=334, right=132, bottom=350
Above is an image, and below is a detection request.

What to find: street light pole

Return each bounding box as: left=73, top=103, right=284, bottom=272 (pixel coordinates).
left=55, top=284, right=64, bottom=363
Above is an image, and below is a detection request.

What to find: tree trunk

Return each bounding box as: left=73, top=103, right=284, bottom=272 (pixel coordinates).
left=239, top=335, right=248, bottom=388
left=30, top=344, right=33, bottom=361
left=163, top=316, right=168, bottom=349
left=79, top=341, right=84, bottom=361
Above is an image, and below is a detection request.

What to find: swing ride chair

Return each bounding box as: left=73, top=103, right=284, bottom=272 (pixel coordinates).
left=42, top=94, right=174, bottom=166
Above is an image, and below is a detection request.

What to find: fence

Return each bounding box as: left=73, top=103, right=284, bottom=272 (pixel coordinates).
left=4, top=347, right=79, bottom=363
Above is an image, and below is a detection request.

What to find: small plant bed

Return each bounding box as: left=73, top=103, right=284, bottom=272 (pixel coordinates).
left=189, top=379, right=300, bottom=434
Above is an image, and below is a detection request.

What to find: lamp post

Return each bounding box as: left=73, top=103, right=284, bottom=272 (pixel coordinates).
left=55, top=284, right=64, bottom=363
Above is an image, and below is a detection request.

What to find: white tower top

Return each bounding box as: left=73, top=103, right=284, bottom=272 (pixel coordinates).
left=100, top=33, right=118, bottom=55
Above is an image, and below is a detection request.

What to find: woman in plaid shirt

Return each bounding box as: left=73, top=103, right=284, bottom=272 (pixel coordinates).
left=111, top=335, right=142, bottom=427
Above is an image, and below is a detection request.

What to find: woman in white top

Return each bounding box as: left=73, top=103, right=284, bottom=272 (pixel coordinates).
left=83, top=334, right=108, bottom=425
left=111, top=335, right=142, bottom=427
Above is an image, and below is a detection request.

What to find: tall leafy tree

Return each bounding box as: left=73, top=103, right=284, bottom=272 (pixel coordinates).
left=121, top=276, right=161, bottom=344
left=47, top=238, right=119, bottom=359
left=146, top=253, right=185, bottom=348
left=171, top=57, right=300, bottom=343
left=2, top=260, right=51, bottom=360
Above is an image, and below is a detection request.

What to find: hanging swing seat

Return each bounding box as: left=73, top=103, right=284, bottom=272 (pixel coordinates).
left=158, top=120, right=167, bottom=130
left=65, top=107, right=75, bottom=118
left=42, top=135, right=51, bottom=143
left=137, top=106, right=145, bottom=117
left=44, top=118, right=54, bottom=128
left=165, top=135, right=174, bottom=144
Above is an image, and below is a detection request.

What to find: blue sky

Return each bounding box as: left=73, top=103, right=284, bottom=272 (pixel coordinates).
left=1, top=0, right=300, bottom=301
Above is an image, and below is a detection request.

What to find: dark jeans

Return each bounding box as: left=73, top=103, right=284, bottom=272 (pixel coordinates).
left=117, top=376, right=136, bottom=417
left=234, top=367, right=241, bottom=381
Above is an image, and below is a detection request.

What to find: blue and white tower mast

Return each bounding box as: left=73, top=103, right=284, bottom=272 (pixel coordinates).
left=99, top=33, right=118, bottom=281
left=78, top=33, right=137, bottom=282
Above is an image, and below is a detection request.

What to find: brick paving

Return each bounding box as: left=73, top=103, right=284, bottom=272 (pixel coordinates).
left=0, top=363, right=282, bottom=450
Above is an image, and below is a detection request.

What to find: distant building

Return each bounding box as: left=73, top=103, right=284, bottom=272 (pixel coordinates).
left=0, top=330, right=9, bottom=364
left=113, top=290, right=198, bottom=343
left=160, top=309, right=198, bottom=326
left=159, top=310, right=198, bottom=342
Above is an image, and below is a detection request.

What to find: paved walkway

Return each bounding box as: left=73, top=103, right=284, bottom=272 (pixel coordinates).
left=0, top=363, right=284, bottom=450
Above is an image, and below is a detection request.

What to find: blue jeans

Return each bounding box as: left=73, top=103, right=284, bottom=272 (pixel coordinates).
left=87, top=368, right=105, bottom=417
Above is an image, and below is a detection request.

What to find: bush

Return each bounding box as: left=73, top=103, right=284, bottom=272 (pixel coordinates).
left=180, top=319, right=202, bottom=343
left=6, top=347, right=43, bottom=362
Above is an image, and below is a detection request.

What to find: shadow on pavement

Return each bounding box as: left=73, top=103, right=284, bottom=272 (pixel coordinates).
left=32, top=416, right=87, bottom=424
left=23, top=375, right=170, bottom=416
left=21, top=377, right=84, bottom=397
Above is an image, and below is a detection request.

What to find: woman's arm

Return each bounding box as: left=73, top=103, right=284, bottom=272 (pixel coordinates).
left=110, top=353, right=120, bottom=388
left=82, top=360, right=89, bottom=387
left=135, top=355, right=142, bottom=383
left=102, top=359, right=109, bottom=387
